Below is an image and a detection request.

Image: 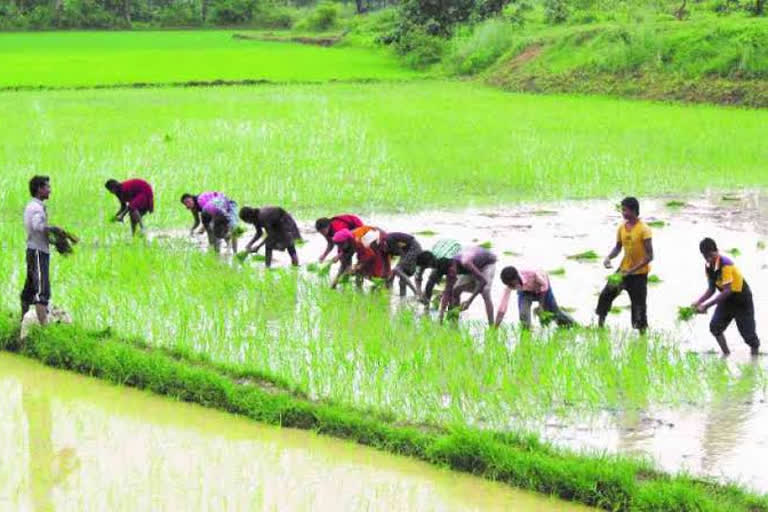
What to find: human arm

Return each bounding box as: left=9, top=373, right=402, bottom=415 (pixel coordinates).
left=494, top=287, right=512, bottom=327
left=189, top=210, right=201, bottom=236
left=603, top=241, right=622, bottom=269
left=699, top=283, right=732, bottom=312
left=438, top=272, right=457, bottom=323
left=319, top=237, right=334, bottom=263
left=246, top=225, right=263, bottom=251
left=460, top=261, right=488, bottom=310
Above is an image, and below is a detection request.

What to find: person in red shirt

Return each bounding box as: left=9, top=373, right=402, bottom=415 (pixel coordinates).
left=105, top=178, right=154, bottom=236
left=315, top=214, right=364, bottom=263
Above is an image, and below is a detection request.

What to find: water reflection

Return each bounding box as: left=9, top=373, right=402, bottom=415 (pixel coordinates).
left=0, top=353, right=587, bottom=511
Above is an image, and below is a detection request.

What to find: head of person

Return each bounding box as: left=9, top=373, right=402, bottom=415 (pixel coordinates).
left=315, top=218, right=331, bottom=236
left=699, top=237, right=719, bottom=266
left=29, top=175, right=51, bottom=200
left=104, top=179, right=121, bottom=195
left=212, top=216, right=230, bottom=239
left=239, top=206, right=259, bottom=225
left=180, top=193, right=196, bottom=211
left=500, top=266, right=522, bottom=289
left=620, top=196, right=640, bottom=221
left=416, top=251, right=436, bottom=269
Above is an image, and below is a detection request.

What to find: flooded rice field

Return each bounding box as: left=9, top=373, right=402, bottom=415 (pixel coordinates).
left=149, top=191, right=768, bottom=491
left=0, top=353, right=589, bottom=511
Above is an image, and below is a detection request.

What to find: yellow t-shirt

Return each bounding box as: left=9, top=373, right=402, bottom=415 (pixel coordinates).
left=708, top=255, right=745, bottom=293
left=617, top=221, right=652, bottom=275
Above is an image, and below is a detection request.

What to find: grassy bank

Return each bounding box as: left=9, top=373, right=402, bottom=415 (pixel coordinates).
left=0, top=30, right=419, bottom=89
left=1, top=82, right=766, bottom=222
left=0, top=316, right=766, bottom=511
left=442, top=17, right=768, bottom=106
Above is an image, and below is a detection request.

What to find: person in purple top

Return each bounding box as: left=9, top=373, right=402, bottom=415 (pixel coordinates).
left=181, top=192, right=239, bottom=253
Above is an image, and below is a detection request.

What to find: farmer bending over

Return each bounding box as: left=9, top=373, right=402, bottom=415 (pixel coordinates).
left=239, top=206, right=301, bottom=267
left=414, top=239, right=462, bottom=306
left=596, top=197, right=653, bottom=333
left=105, top=178, right=154, bottom=235
left=181, top=191, right=239, bottom=253
left=692, top=237, right=760, bottom=356
left=316, top=214, right=363, bottom=263
left=495, top=267, right=576, bottom=329
left=438, top=246, right=497, bottom=326
left=380, top=232, right=423, bottom=298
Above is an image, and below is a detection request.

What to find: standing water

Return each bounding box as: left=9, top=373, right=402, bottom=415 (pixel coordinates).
left=0, top=353, right=589, bottom=511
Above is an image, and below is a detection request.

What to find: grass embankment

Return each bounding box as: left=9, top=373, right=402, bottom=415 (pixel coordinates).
left=451, top=17, right=768, bottom=106
left=0, top=316, right=766, bottom=511
left=0, top=30, right=420, bottom=89
left=1, top=82, right=766, bottom=221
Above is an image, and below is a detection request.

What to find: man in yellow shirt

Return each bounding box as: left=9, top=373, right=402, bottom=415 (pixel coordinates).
left=596, top=197, right=654, bottom=332
left=692, top=237, right=760, bottom=356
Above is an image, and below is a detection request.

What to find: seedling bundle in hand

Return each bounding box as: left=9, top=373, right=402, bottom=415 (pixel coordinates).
left=677, top=306, right=696, bottom=322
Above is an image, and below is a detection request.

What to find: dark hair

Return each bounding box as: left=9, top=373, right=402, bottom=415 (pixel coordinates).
left=620, top=197, right=640, bottom=215
left=180, top=193, right=195, bottom=204
left=105, top=179, right=120, bottom=192
left=699, top=237, right=718, bottom=255
left=239, top=206, right=259, bottom=224
left=500, top=266, right=521, bottom=286
left=416, top=251, right=436, bottom=269
left=29, top=175, right=50, bottom=198
left=435, top=257, right=454, bottom=274
left=315, top=218, right=331, bottom=231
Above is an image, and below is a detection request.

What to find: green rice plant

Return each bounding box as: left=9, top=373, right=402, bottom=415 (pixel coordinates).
left=609, top=306, right=623, bottom=315
left=728, top=247, right=741, bottom=256
left=758, top=241, right=766, bottom=250
left=478, top=241, right=493, bottom=249
left=647, top=220, right=665, bottom=228
left=677, top=306, right=696, bottom=322
left=606, top=273, right=624, bottom=286
left=503, top=251, right=521, bottom=256
left=568, top=250, right=599, bottom=261
left=665, top=200, right=687, bottom=208
left=647, top=274, right=662, bottom=284
left=549, top=267, right=566, bottom=276
left=414, top=230, right=438, bottom=236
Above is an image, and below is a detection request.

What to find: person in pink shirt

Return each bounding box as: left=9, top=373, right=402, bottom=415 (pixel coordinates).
left=495, top=267, right=576, bottom=329
left=105, top=178, right=154, bottom=235
left=315, top=214, right=364, bottom=263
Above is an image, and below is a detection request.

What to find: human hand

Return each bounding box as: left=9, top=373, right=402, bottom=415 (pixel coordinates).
left=603, top=257, right=612, bottom=269
left=696, top=304, right=707, bottom=314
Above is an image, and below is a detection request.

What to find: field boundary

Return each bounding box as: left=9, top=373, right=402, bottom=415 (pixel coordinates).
left=0, top=76, right=431, bottom=94
left=1, top=315, right=766, bottom=510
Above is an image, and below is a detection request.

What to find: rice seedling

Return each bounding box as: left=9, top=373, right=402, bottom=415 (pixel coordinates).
left=414, top=230, right=438, bottom=236
left=503, top=251, right=521, bottom=256
left=677, top=306, right=696, bottom=322
left=665, top=200, right=687, bottom=208
left=567, top=250, right=599, bottom=261
left=647, top=274, right=662, bottom=284
left=606, top=273, right=624, bottom=286
left=757, top=241, right=766, bottom=250
left=549, top=267, right=566, bottom=276
left=728, top=247, right=742, bottom=256
left=478, top=241, right=493, bottom=249
left=647, top=220, right=666, bottom=228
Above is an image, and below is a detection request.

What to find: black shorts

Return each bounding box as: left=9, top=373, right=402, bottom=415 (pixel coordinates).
left=21, top=249, right=50, bottom=306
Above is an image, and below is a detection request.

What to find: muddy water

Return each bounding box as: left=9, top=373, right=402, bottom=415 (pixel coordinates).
left=150, top=191, right=768, bottom=491
left=0, top=353, right=589, bottom=511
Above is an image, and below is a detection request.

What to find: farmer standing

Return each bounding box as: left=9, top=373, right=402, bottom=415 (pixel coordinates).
left=21, top=176, right=63, bottom=326
left=105, top=178, right=154, bottom=235
left=596, top=197, right=654, bottom=333
left=692, top=237, right=760, bottom=356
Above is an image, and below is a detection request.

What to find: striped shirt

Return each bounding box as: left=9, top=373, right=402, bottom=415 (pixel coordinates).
left=431, top=239, right=461, bottom=259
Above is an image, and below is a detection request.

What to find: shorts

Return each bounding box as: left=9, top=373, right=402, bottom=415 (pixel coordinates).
left=455, top=263, right=496, bottom=293
left=21, top=249, right=50, bottom=306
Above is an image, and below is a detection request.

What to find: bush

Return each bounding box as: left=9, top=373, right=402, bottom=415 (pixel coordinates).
left=544, top=0, right=569, bottom=23
left=153, top=4, right=201, bottom=26
left=253, top=6, right=296, bottom=28
left=445, top=19, right=520, bottom=74
left=395, top=24, right=446, bottom=68
left=294, top=2, right=339, bottom=31
left=210, top=0, right=257, bottom=24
